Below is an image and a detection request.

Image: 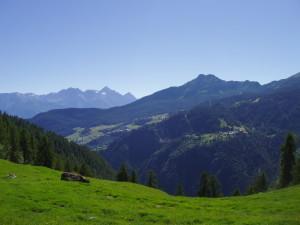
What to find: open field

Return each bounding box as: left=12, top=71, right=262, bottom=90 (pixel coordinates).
left=0, top=159, right=299, bottom=225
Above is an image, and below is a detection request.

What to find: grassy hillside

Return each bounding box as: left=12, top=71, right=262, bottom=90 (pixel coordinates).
left=0, top=159, right=299, bottom=225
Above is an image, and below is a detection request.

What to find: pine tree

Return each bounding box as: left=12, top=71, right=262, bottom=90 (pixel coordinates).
left=176, top=183, right=184, bottom=196
left=255, top=172, right=268, bottom=192
left=29, top=134, right=37, bottom=163
left=0, top=118, right=4, bottom=142
left=65, top=160, right=73, bottom=172
left=147, top=170, right=158, bottom=188
left=19, top=129, right=32, bottom=164
left=0, top=118, right=7, bottom=158
left=247, top=172, right=268, bottom=194
left=36, top=136, right=54, bottom=168
left=74, top=164, right=80, bottom=173
left=116, top=164, right=129, bottom=181
left=0, top=120, right=7, bottom=158
left=8, top=127, right=22, bottom=163
left=130, top=170, right=137, bottom=183
left=293, top=158, right=300, bottom=185
left=80, top=164, right=92, bottom=177
left=209, top=175, right=222, bottom=197
left=279, top=133, right=296, bottom=188
left=246, top=186, right=255, bottom=195
left=198, top=172, right=223, bottom=197
left=54, top=159, right=64, bottom=171
left=232, top=188, right=241, bottom=196
left=198, top=172, right=210, bottom=197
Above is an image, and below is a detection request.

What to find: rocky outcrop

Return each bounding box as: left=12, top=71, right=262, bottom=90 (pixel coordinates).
left=61, top=172, right=90, bottom=183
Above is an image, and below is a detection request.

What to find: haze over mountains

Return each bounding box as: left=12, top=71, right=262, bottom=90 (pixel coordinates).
left=31, top=72, right=300, bottom=137
left=30, top=72, right=300, bottom=195
left=0, top=87, right=136, bottom=118
left=31, top=74, right=264, bottom=135
left=105, top=86, right=300, bottom=195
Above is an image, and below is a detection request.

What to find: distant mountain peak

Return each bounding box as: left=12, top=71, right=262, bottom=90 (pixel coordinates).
left=124, top=92, right=135, bottom=97
left=100, top=86, right=114, bottom=92
left=196, top=74, right=221, bottom=80
left=182, top=74, right=224, bottom=88
left=123, top=92, right=136, bottom=101
left=0, top=86, right=136, bottom=118
left=59, top=87, right=82, bottom=94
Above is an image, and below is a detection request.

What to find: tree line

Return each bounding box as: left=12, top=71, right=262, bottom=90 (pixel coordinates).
left=1, top=110, right=298, bottom=196
left=0, top=112, right=113, bottom=179
left=116, top=164, right=158, bottom=188
left=115, top=163, right=223, bottom=197
left=115, top=133, right=300, bottom=197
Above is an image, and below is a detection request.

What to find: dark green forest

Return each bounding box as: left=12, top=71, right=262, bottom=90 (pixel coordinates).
left=0, top=112, right=114, bottom=179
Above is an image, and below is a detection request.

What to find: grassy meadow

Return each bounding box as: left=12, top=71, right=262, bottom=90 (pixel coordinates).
left=0, top=159, right=299, bottom=225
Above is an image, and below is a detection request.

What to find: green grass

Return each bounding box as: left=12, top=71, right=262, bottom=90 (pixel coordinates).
left=0, top=159, right=299, bottom=225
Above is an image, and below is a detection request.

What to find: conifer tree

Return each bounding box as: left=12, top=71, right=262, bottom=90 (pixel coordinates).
left=9, top=127, right=22, bottom=163
left=29, top=134, right=37, bottom=162
left=279, top=133, right=296, bottom=188
left=209, top=175, right=222, bottom=197
left=176, top=183, right=184, bottom=196
left=130, top=170, right=137, bottom=183
left=36, top=136, right=54, bottom=168
left=147, top=170, right=158, bottom=188
left=65, top=160, right=73, bottom=172
left=247, top=172, right=268, bottom=194
left=74, top=164, right=80, bottom=173
left=255, top=172, right=268, bottom=192
left=198, top=172, right=222, bottom=197
left=232, top=188, right=241, bottom=196
left=19, top=129, right=32, bottom=164
left=293, top=158, right=300, bottom=185
left=0, top=119, right=8, bottom=158
left=55, top=159, right=64, bottom=171
left=80, top=164, right=92, bottom=177
left=198, top=172, right=210, bottom=197
left=246, top=186, right=255, bottom=195
left=0, top=118, right=4, bottom=142
left=116, top=164, right=129, bottom=181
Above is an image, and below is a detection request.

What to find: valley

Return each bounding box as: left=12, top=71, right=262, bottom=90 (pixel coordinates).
left=30, top=73, right=300, bottom=195
left=2, top=2, right=299, bottom=224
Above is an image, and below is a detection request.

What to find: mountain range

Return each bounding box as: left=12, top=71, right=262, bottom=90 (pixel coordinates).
left=104, top=88, right=300, bottom=194
left=30, top=72, right=300, bottom=195
left=0, top=87, right=136, bottom=118
left=30, top=73, right=300, bottom=144
left=30, top=74, right=264, bottom=136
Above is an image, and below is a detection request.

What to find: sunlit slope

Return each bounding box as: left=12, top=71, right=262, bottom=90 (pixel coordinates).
left=0, top=159, right=299, bottom=225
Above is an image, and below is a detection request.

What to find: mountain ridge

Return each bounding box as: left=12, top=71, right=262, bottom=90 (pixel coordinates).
left=103, top=87, right=300, bottom=195
left=30, top=72, right=300, bottom=139
left=30, top=73, right=266, bottom=136
left=27, top=72, right=300, bottom=195
left=0, top=87, right=136, bottom=118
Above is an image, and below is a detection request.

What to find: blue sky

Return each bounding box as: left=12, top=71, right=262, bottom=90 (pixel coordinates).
left=0, top=0, right=299, bottom=97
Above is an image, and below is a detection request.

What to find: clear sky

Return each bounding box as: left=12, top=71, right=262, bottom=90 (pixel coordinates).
left=0, top=0, right=299, bottom=97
